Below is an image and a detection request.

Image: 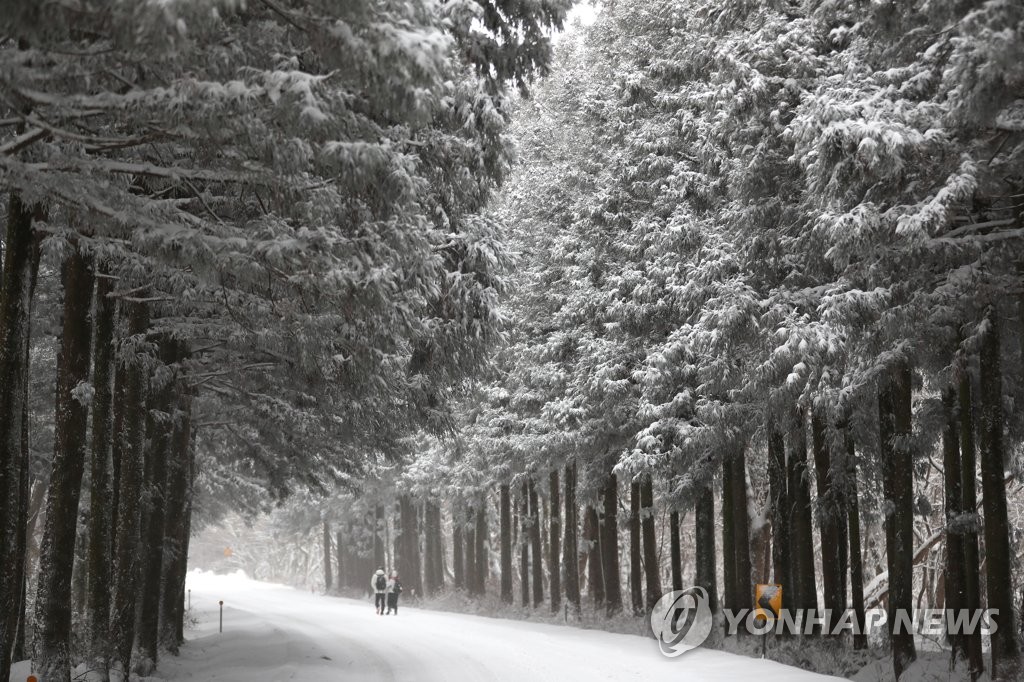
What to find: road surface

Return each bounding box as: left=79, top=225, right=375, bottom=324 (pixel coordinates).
left=153, top=571, right=847, bottom=682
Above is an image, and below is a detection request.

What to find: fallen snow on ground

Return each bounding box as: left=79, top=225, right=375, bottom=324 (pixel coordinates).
left=134, top=569, right=850, bottom=682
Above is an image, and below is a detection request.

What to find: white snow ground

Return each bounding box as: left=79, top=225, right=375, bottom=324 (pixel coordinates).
left=8, top=570, right=850, bottom=681
left=143, top=570, right=848, bottom=682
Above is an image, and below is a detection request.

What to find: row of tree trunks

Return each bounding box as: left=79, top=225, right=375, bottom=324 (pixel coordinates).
left=0, top=195, right=40, bottom=682
left=33, top=243, right=96, bottom=681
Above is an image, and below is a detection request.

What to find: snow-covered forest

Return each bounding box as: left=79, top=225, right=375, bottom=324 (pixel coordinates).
left=1, top=1, right=1022, bottom=681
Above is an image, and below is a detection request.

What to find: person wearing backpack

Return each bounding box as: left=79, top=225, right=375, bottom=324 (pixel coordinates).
left=386, top=571, right=402, bottom=615
left=371, top=568, right=387, bottom=615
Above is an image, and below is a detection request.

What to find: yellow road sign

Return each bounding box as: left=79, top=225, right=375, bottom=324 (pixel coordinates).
left=755, top=584, right=782, bottom=620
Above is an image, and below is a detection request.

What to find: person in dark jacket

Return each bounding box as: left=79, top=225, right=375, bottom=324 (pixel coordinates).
left=385, top=571, right=402, bottom=615
left=371, top=568, right=387, bottom=615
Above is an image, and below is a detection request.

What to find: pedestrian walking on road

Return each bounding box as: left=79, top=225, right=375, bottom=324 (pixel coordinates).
left=386, top=571, right=402, bottom=615
left=372, top=568, right=387, bottom=615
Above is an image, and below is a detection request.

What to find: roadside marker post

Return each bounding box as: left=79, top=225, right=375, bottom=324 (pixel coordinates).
left=219, top=600, right=224, bottom=633
left=754, top=584, right=782, bottom=659
left=188, top=588, right=191, bottom=610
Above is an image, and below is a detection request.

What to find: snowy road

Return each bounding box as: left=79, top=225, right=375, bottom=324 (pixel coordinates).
left=155, top=571, right=848, bottom=682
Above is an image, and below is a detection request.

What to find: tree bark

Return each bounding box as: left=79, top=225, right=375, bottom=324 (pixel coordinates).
left=563, top=461, right=580, bottom=613
left=695, top=483, right=718, bottom=613
left=730, top=449, right=752, bottom=624
left=464, top=503, right=476, bottom=597
left=322, top=521, right=333, bottom=591
left=880, top=362, right=917, bottom=678
left=768, top=425, right=789, bottom=591
left=788, top=408, right=818, bottom=622
left=812, top=408, right=845, bottom=626
left=453, top=502, right=464, bottom=590
left=670, top=509, right=682, bottom=593
left=629, top=480, right=643, bottom=615
left=640, top=473, right=661, bottom=612
left=399, top=495, right=422, bottom=598
left=475, top=500, right=487, bottom=596
left=529, top=480, right=543, bottom=607
left=0, top=194, right=38, bottom=682
left=941, top=385, right=968, bottom=666
left=549, top=469, right=561, bottom=614
left=373, top=505, right=385, bottom=570
left=85, top=268, right=117, bottom=680
left=500, top=484, right=513, bottom=603
left=584, top=504, right=604, bottom=608
left=721, top=454, right=736, bottom=615
left=519, top=486, right=530, bottom=607
left=109, top=299, right=150, bottom=677
left=977, top=308, right=1020, bottom=678
left=135, top=338, right=180, bottom=672
left=845, top=428, right=867, bottom=651
left=600, top=471, right=622, bottom=616
left=159, top=394, right=192, bottom=652
left=958, top=366, right=984, bottom=679
left=33, top=245, right=96, bottom=682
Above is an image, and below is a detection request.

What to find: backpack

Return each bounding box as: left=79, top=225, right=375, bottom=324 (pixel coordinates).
left=393, top=580, right=402, bottom=595
left=375, top=575, right=386, bottom=591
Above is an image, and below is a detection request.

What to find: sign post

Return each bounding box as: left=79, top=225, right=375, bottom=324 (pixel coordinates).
left=754, top=584, right=782, bottom=659
left=219, top=600, right=224, bottom=633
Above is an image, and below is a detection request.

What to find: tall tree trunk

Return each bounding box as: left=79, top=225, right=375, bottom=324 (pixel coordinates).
left=846, top=428, right=867, bottom=651
left=721, top=454, right=736, bottom=616
left=670, top=509, right=682, bottom=593
left=33, top=245, right=96, bottom=682
left=958, top=366, right=984, bottom=679
left=529, top=480, right=543, bottom=607
left=464, top=503, right=476, bottom=597
left=977, top=308, right=1020, bottom=678
left=563, top=461, right=580, bottom=614
left=880, top=362, right=917, bottom=679
left=629, top=480, right=643, bottom=615
left=85, top=269, right=117, bottom=680
left=788, top=408, right=818, bottom=624
left=423, top=502, right=435, bottom=595
left=811, top=409, right=844, bottom=626
left=500, top=484, right=513, bottom=603
left=549, top=469, right=561, bottom=614
left=453, top=502, right=464, bottom=590
left=431, top=502, right=444, bottom=592
left=399, top=495, right=423, bottom=598
left=519, top=486, right=530, bottom=607
left=159, top=393, right=192, bottom=652
left=109, top=299, right=150, bottom=677
left=323, top=521, right=333, bottom=591
left=135, top=338, right=180, bottom=673
left=0, top=194, right=38, bottom=682
left=336, top=530, right=344, bottom=592
left=640, top=473, right=661, bottom=612
left=584, top=504, right=604, bottom=608
left=695, top=483, right=718, bottom=613
left=941, top=385, right=968, bottom=667
left=730, top=449, right=752, bottom=624
left=768, top=425, right=789, bottom=591
left=475, top=501, right=487, bottom=596
left=373, top=505, right=385, bottom=570
left=600, top=471, right=622, bottom=616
